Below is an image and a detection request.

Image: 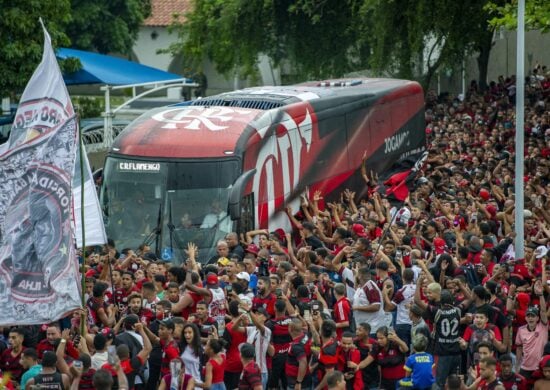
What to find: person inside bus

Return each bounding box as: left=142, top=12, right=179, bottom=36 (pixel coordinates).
left=200, top=200, right=230, bottom=232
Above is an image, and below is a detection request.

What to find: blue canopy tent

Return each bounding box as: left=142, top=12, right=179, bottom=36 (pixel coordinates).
left=57, top=48, right=191, bottom=85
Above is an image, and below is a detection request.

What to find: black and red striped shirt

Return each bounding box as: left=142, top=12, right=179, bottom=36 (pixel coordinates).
left=266, top=316, right=292, bottom=354
left=285, top=333, right=311, bottom=378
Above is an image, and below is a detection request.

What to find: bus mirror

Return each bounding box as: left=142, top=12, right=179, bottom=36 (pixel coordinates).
left=228, top=169, right=256, bottom=220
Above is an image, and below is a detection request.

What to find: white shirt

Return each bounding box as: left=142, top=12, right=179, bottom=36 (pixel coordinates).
left=181, top=345, right=202, bottom=389
left=91, top=351, right=108, bottom=370
left=353, top=280, right=386, bottom=333
left=390, top=206, right=411, bottom=225
left=201, top=211, right=230, bottom=232
left=246, top=326, right=271, bottom=374
left=391, top=284, right=416, bottom=325
left=339, top=266, right=356, bottom=302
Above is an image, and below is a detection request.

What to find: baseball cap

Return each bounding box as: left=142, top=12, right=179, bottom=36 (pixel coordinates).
left=206, top=273, right=219, bottom=286
left=352, top=224, right=367, bottom=238
left=236, top=272, right=250, bottom=282
left=526, top=307, right=539, bottom=317
left=100, top=327, right=115, bottom=340
left=535, top=246, right=549, bottom=259
left=217, top=257, right=230, bottom=266
left=159, top=318, right=175, bottom=330
left=434, top=237, right=446, bottom=255
left=479, top=188, right=490, bottom=201
left=245, top=244, right=260, bottom=256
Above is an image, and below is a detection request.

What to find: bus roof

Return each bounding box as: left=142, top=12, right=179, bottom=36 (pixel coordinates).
left=111, top=78, right=421, bottom=159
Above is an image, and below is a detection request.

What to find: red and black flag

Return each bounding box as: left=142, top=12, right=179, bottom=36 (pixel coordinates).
left=377, top=150, right=428, bottom=205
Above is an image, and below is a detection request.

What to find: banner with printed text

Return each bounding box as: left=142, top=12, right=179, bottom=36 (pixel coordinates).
left=0, top=23, right=81, bottom=325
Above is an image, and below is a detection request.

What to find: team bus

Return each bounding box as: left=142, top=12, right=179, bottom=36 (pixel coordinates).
left=100, top=78, right=425, bottom=263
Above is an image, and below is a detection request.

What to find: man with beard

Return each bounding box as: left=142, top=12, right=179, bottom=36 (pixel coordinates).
left=252, top=276, right=277, bottom=317
left=126, top=293, right=154, bottom=325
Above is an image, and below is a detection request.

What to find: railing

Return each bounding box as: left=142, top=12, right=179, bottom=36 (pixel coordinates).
left=82, top=79, right=198, bottom=152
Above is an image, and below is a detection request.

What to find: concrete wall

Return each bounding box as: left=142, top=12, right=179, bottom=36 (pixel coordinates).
left=434, top=29, right=550, bottom=95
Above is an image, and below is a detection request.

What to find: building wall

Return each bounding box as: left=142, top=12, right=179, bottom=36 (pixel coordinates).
left=434, top=29, right=550, bottom=95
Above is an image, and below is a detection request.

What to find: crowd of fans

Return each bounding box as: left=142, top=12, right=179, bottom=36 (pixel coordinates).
left=1, top=67, right=550, bottom=390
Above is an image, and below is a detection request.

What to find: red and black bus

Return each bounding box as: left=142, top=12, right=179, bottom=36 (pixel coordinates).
left=100, top=78, right=425, bottom=262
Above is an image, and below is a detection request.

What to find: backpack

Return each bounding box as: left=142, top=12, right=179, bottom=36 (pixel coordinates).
left=460, top=264, right=480, bottom=289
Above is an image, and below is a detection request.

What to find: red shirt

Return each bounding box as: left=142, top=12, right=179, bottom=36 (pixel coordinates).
left=318, top=338, right=339, bottom=386
left=337, top=347, right=363, bottom=390
left=333, top=297, right=351, bottom=339
left=209, top=354, right=226, bottom=384
left=477, top=378, right=503, bottom=389
left=225, top=321, right=247, bottom=373
left=180, top=290, right=203, bottom=320
left=160, top=339, right=180, bottom=376
left=252, top=293, right=277, bottom=317
left=463, top=324, right=502, bottom=342
left=0, top=348, right=23, bottom=382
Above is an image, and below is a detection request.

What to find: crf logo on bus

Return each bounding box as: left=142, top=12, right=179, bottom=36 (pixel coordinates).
left=252, top=107, right=314, bottom=228
left=152, top=107, right=252, bottom=131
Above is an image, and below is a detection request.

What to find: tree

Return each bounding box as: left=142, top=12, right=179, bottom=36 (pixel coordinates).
left=167, top=0, right=369, bottom=80
left=66, top=0, right=151, bottom=55
left=0, top=2, right=72, bottom=98
left=171, top=0, right=502, bottom=90
left=486, top=0, right=550, bottom=32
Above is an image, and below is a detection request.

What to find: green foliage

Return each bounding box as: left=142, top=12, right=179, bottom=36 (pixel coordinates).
left=167, top=0, right=369, bottom=80
left=73, top=96, right=104, bottom=119
left=66, top=0, right=152, bottom=54
left=486, top=0, right=550, bottom=32
left=0, top=1, right=71, bottom=97
left=172, top=0, right=500, bottom=88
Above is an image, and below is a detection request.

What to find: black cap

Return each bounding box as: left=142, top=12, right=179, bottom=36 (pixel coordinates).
left=160, top=318, right=175, bottom=330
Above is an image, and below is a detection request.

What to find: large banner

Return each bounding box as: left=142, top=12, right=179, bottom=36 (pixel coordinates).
left=0, top=24, right=81, bottom=325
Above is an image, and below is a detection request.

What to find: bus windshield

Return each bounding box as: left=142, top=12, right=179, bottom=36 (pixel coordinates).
left=100, top=156, right=240, bottom=263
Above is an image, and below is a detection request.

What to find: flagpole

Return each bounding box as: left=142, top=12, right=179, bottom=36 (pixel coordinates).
left=78, top=116, right=87, bottom=335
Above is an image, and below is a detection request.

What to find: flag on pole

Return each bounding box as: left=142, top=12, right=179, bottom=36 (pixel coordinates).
left=73, top=142, right=107, bottom=247
left=0, top=22, right=82, bottom=325
left=376, top=150, right=428, bottom=205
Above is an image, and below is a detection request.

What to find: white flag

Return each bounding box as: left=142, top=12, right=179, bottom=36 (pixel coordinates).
left=0, top=22, right=82, bottom=325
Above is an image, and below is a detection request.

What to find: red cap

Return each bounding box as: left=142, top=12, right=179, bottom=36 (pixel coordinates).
left=434, top=237, right=446, bottom=255
left=245, top=244, right=260, bottom=255
left=486, top=205, right=497, bottom=216
left=85, top=269, right=97, bottom=278
left=352, top=223, right=367, bottom=238
left=479, top=188, right=490, bottom=201
left=206, top=273, right=219, bottom=286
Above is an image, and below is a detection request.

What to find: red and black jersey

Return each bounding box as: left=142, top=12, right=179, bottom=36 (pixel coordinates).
left=238, top=360, right=262, bottom=390
left=160, top=339, right=180, bottom=377
left=370, top=342, right=406, bottom=380
left=354, top=338, right=380, bottom=386
left=252, top=293, right=277, bottom=317
left=78, top=368, right=96, bottom=389
left=317, top=338, right=338, bottom=384
left=285, top=333, right=311, bottom=378
left=37, top=339, right=80, bottom=360
left=266, top=316, right=292, bottom=354
left=194, top=317, right=218, bottom=339
left=498, top=373, right=527, bottom=390
left=478, top=378, right=504, bottom=390
left=113, top=286, right=139, bottom=311
left=86, top=296, right=108, bottom=327
left=0, top=348, right=23, bottom=382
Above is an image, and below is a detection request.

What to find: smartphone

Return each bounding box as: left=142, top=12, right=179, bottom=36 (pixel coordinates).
left=275, top=288, right=282, bottom=297
left=107, top=345, right=117, bottom=365
left=304, top=309, right=312, bottom=322
left=73, top=360, right=83, bottom=369
left=226, top=285, right=233, bottom=293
